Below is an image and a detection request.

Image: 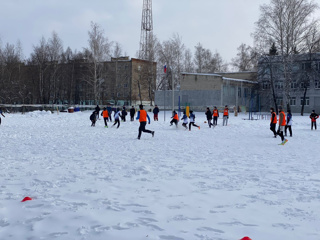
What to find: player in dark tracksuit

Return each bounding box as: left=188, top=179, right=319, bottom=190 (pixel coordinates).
left=310, top=110, right=319, bottom=130
left=153, top=105, right=160, bottom=121
left=90, top=111, right=97, bottom=127
left=130, top=106, right=136, bottom=121
left=107, top=105, right=112, bottom=122
left=205, top=107, right=213, bottom=128
left=95, top=105, right=101, bottom=119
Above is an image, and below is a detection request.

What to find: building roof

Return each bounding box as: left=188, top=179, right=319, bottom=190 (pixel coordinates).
left=223, top=77, right=258, bottom=84
left=181, top=72, right=221, bottom=77
left=181, top=72, right=257, bottom=84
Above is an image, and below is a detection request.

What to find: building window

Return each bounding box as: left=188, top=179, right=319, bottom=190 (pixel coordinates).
left=276, top=97, right=283, bottom=106
left=315, top=80, right=320, bottom=89
left=302, top=62, right=311, bottom=70
left=238, top=88, right=241, bottom=97
left=291, top=82, right=297, bottom=89
left=244, top=88, right=249, bottom=97
left=300, top=97, right=309, bottom=106
left=262, top=81, right=270, bottom=89
left=290, top=97, right=296, bottom=106
left=275, top=81, right=283, bottom=89
left=124, top=83, right=128, bottom=88
left=300, top=82, right=310, bottom=89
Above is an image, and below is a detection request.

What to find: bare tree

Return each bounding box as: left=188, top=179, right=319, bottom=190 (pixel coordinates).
left=47, top=31, right=64, bottom=103
left=194, top=43, right=228, bottom=73
left=0, top=42, right=24, bottom=104
left=193, top=42, right=206, bottom=73
left=84, top=22, right=112, bottom=104
left=209, top=51, right=228, bottom=73
left=258, top=54, right=281, bottom=114
left=231, top=43, right=258, bottom=71
left=156, top=33, right=184, bottom=91
left=113, top=42, right=123, bottom=58
left=253, top=0, right=319, bottom=110
left=30, top=37, right=50, bottom=103
left=299, top=25, right=320, bottom=115
left=183, top=48, right=194, bottom=73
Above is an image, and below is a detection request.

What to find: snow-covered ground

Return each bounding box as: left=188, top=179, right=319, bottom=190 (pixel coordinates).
left=0, top=110, right=319, bottom=240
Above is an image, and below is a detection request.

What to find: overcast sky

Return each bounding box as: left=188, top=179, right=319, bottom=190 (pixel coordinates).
left=1, top=0, right=274, bottom=62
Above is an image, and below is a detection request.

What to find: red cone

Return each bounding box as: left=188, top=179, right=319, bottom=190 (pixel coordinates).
left=21, top=197, right=33, bottom=202
left=240, top=237, right=252, bottom=240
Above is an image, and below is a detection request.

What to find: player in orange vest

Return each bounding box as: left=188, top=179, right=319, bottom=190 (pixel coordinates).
left=222, top=105, right=229, bottom=126
left=212, top=106, right=219, bottom=126
left=101, top=107, right=109, bottom=128
left=278, top=106, right=288, bottom=145
left=270, top=107, right=277, bottom=137
left=170, top=111, right=179, bottom=127
left=136, top=105, right=155, bottom=140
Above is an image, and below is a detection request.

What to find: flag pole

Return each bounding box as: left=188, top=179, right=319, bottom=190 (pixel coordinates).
left=171, top=67, right=174, bottom=112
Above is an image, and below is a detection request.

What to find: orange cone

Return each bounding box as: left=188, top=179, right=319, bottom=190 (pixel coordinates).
left=240, top=237, right=252, bottom=240
left=21, top=197, right=33, bottom=202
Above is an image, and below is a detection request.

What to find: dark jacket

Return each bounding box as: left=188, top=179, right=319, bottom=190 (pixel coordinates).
left=205, top=110, right=212, bottom=120
left=153, top=107, right=159, bottom=114
left=310, top=112, right=319, bottom=122
left=107, top=107, right=112, bottom=115
left=90, top=113, right=96, bottom=121
left=130, top=107, right=135, bottom=116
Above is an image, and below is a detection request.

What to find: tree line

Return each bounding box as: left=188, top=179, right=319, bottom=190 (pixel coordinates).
left=1, top=0, right=320, bottom=108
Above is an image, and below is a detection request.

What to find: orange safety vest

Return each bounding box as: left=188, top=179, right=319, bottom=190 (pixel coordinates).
left=271, top=112, right=277, bottom=124
left=223, top=108, right=228, bottom=116
left=213, top=109, right=219, bottom=117
left=173, top=113, right=179, bottom=120
left=279, top=111, right=286, bottom=126
left=102, top=110, right=109, bottom=118
left=139, top=110, right=147, bottom=122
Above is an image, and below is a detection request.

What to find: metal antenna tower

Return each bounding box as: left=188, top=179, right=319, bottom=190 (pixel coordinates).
left=139, top=0, right=153, bottom=60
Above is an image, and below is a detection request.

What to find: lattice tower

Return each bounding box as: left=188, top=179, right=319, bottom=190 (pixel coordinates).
left=139, top=0, right=153, bottom=60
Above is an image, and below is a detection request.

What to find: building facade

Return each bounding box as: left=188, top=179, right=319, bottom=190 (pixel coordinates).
left=258, top=53, right=320, bottom=113
left=89, top=57, right=157, bottom=106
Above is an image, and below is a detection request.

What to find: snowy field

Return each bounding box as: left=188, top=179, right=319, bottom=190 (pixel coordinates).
left=0, top=110, right=320, bottom=240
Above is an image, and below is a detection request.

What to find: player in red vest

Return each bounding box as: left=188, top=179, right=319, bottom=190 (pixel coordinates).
left=136, top=105, right=155, bottom=140
left=270, top=107, right=277, bottom=137
left=222, top=105, right=229, bottom=126
left=212, top=106, right=219, bottom=126
left=101, top=107, right=109, bottom=128
left=278, top=106, right=288, bottom=145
